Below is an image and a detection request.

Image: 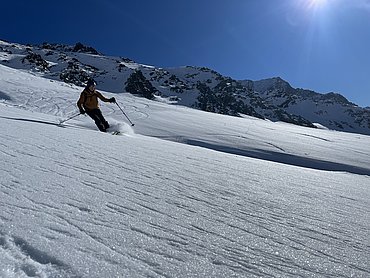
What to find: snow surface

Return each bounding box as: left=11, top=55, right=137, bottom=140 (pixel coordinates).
left=0, top=64, right=370, bottom=277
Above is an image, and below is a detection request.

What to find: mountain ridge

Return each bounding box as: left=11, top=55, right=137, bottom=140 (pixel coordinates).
left=1, top=40, right=369, bottom=135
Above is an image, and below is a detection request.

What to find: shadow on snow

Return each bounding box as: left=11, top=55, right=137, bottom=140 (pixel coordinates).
left=1, top=115, right=369, bottom=176
left=185, top=139, right=370, bottom=177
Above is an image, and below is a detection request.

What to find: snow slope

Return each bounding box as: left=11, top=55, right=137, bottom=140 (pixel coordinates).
left=1, top=64, right=370, bottom=277
left=2, top=39, right=370, bottom=135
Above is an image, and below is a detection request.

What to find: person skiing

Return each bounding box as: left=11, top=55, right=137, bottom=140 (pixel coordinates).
left=77, top=79, right=116, bottom=132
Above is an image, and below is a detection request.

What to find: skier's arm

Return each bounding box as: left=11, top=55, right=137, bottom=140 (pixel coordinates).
left=96, top=91, right=110, bottom=102
left=77, top=93, right=86, bottom=113
left=96, top=91, right=115, bottom=103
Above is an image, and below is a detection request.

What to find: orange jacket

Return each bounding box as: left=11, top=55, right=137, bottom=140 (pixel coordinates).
left=77, top=88, right=110, bottom=111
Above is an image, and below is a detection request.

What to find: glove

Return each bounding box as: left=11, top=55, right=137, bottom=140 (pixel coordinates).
left=109, top=97, right=116, bottom=103
left=79, top=109, right=86, bottom=115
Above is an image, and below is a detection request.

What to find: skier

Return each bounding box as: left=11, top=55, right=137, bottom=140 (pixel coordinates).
left=77, top=79, right=116, bottom=132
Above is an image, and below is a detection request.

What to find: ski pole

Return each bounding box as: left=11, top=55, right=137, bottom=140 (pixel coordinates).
left=115, top=102, right=135, bottom=126
left=58, top=113, right=81, bottom=125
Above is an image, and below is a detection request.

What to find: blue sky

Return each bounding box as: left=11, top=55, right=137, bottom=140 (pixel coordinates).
left=1, top=0, right=370, bottom=107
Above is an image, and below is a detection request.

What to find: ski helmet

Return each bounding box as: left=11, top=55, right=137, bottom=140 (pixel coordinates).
left=86, top=79, right=96, bottom=88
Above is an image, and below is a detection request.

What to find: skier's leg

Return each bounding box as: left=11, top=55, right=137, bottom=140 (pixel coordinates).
left=95, top=109, right=110, bottom=129
left=86, top=110, right=106, bottom=132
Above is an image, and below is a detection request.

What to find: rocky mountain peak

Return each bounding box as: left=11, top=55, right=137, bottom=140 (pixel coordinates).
left=253, top=77, right=294, bottom=93
left=1, top=39, right=369, bottom=135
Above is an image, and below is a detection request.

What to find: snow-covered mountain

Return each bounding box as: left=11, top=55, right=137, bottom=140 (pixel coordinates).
left=1, top=39, right=369, bottom=135
left=1, top=40, right=370, bottom=277
left=251, top=77, right=370, bottom=135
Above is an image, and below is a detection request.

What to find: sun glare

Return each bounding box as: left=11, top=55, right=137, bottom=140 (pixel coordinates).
left=309, top=0, right=327, bottom=8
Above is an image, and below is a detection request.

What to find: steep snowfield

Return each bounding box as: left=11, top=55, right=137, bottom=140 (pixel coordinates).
left=1, top=64, right=369, bottom=176
left=2, top=39, right=370, bottom=136
left=1, top=64, right=370, bottom=277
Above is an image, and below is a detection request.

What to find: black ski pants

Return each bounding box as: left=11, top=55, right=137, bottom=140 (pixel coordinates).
left=86, top=109, right=109, bottom=132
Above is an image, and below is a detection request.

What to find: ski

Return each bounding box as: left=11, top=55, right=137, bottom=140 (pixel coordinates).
left=111, top=131, right=121, bottom=135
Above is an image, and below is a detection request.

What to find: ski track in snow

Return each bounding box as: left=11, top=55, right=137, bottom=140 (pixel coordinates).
left=1, top=106, right=370, bottom=277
